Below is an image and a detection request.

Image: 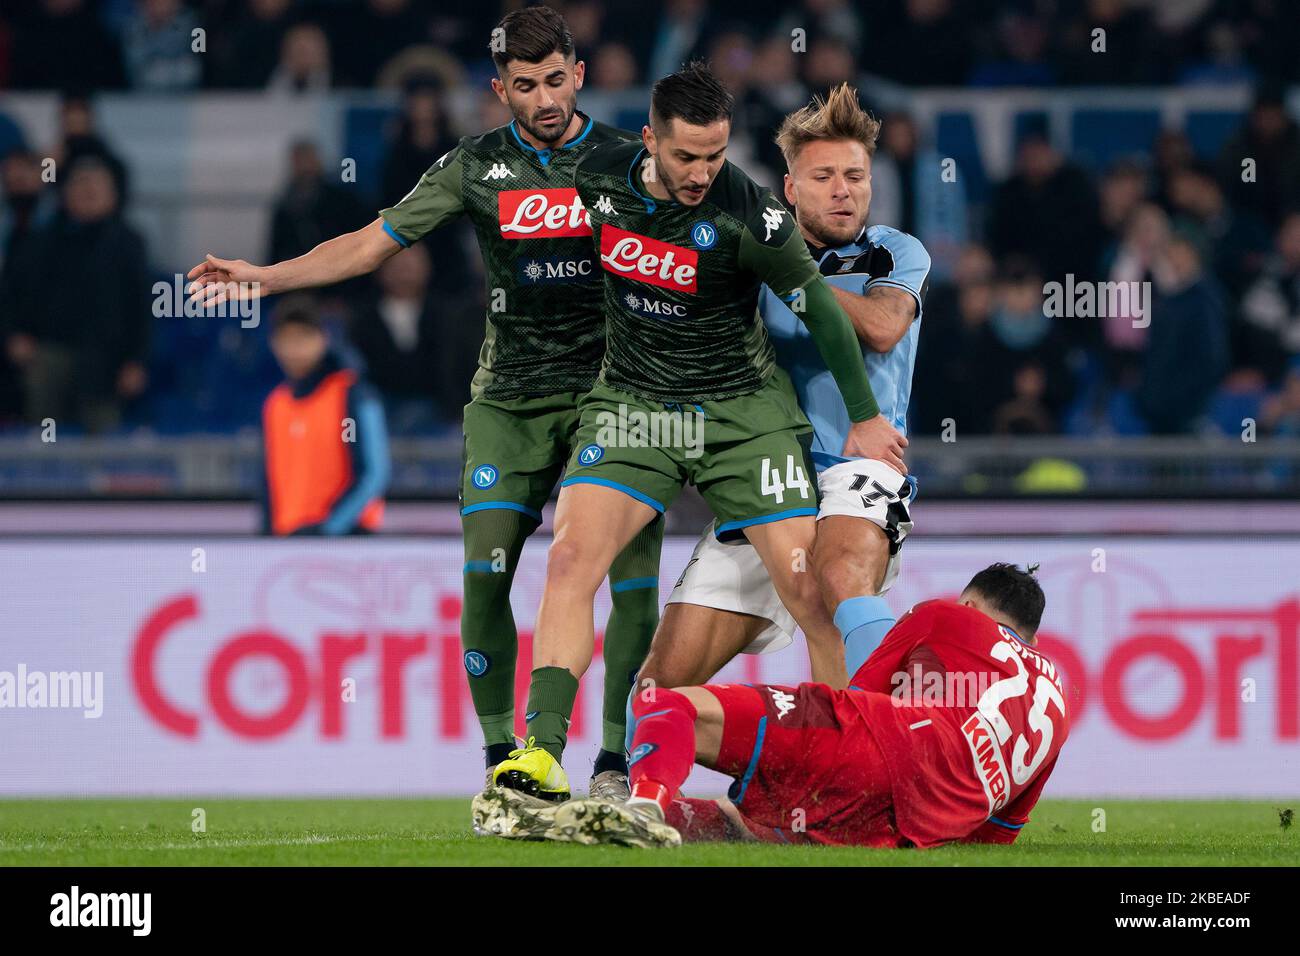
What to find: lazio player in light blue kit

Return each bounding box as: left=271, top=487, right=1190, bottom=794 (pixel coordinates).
left=638, top=84, right=931, bottom=699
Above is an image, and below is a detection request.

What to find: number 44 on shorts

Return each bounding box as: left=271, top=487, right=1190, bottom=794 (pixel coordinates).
left=759, top=455, right=811, bottom=504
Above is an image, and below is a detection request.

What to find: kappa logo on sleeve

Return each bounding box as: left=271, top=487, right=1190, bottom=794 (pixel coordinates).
left=599, top=224, right=698, bottom=293
left=761, top=205, right=787, bottom=241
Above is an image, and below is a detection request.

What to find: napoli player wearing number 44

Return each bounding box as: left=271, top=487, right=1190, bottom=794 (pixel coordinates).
left=642, top=84, right=931, bottom=707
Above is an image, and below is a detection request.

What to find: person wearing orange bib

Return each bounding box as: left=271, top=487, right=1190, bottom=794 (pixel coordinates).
left=261, top=299, right=390, bottom=536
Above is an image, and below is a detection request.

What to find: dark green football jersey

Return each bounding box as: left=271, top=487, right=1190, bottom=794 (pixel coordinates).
left=379, top=113, right=633, bottom=400
left=574, top=141, right=826, bottom=404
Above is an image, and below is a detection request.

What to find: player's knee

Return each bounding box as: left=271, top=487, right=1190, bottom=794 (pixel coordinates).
left=636, top=643, right=687, bottom=692
left=816, top=551, right=884, bottom=605
left=544, top=535, right=603, bottom=593
left=771, top=560, right=827, bottom=618
left=814, top=531, right=888, bottom=604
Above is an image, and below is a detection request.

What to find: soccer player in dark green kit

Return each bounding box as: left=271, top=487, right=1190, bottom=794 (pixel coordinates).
left=491, top=63, right=907, bottom=803
left=186, top=6, right=662, bottom=800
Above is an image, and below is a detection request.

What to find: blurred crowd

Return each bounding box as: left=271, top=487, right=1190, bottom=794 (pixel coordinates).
left=0, top=85, right=484, bottom=436
left=913, top=91, right=1300, bottom=440
left=2, top=0, right=1300, bottom=441
left=2, top=0, right=1299, bottom=93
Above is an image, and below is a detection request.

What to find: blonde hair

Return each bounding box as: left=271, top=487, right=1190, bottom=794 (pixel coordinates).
left=775, top=83, right=881, bottom=170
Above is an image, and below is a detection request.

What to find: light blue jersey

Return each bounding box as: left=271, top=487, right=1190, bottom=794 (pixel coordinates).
left=761, top=224, right=930, bottom=472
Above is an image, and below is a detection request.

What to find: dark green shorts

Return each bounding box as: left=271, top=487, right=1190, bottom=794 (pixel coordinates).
left=460, top=391, right=584, bottom=522
left=559, top=369, right=818, bottom=540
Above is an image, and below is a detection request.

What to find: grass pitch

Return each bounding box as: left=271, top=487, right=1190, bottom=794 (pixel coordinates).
left=0, top=798, right=1294, bottom=866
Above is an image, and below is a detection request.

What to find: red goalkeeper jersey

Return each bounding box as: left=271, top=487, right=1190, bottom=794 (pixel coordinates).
left=846, top=599, right=1070, bottom=848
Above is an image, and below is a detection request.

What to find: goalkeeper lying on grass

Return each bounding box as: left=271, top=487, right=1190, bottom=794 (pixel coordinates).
left=474, top=563, right=1068, bottom=849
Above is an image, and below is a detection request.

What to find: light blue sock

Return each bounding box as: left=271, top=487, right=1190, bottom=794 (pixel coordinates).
left=624, top=685, right=637, bottom=753
left=834, top=596, right=896, bottom=679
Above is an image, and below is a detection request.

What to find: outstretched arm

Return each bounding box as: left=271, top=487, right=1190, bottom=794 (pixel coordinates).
left=188, top=142, right=466, bottom=306
left=187, top=218, right=401, bottom=306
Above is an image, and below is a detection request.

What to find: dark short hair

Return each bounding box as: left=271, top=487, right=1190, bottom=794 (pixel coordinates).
left=271, top=296, right=323, bottom=333
left=2, top=146, right=38, bottom=165
left=65, top=154, right=113, bottom=182
left=650, top=60, right=733, bottom=133
left=998, top=254, right=1040, bottom=284
left=1172, top=159, right=1217, bottom=183
left=1104, top=157, right=1148, bottom=182
left=490, top=5, right=574, bottom=72
left=962, top=563, right=1046, bottom=636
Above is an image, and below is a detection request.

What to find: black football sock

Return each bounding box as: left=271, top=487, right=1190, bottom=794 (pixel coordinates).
left=485, top=742, right=516, bottom=769
left=593, top=748, right=628, bottom=776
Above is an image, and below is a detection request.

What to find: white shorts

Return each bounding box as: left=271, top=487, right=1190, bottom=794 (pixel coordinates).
left=666, top=459, right=915, bottom=655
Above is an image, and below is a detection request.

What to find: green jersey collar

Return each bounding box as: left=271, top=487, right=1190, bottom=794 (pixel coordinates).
left=627, top=146, right=677, bottom=214
left=508, top=112, right=594, bottom=167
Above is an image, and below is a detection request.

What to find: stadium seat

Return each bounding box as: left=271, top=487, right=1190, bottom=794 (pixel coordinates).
left=0, top=111, right=24, bottom=158
left=344, top=104, right=400, bottom=202
left=1184, top=110, right=1246, bottom=161
left=1206, top=385, right=1265, bottom=438
left=1070, top=109, right=1162, bottom=174
left=1106, top=388, right=1150, bottom=436
left=934, top=111, right=989, bottom=203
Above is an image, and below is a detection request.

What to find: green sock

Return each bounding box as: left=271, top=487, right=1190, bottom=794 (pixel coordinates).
left=602, top=515, right=663, bottom=754
left=525, top=666, right=580, bottom=761
left=461, top=508, right=534, bottom=752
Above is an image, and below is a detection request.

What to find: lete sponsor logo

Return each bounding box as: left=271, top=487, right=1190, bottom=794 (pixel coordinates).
left=599, top=224, right=698, bottom=293
left=498, top=188, right=592, bottom=238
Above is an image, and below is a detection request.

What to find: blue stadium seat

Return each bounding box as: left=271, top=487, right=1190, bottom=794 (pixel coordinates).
left=0, top=111, right=24, bottom=158
left=1070, top=109, right=1162, bottom=173
left=1061, top=351, right=1106, bottom=436
left=1013, top=111, right=1051, bottom=145
left=343, top=105, right=400, bottom=203
left=1107, top=388, right=1150, bottom=436
left=1206, top=386, right=1265, bottom=438
left=1184, top=111, right=1245, bottom=161
left=934, top=111, right=989, bottom=203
